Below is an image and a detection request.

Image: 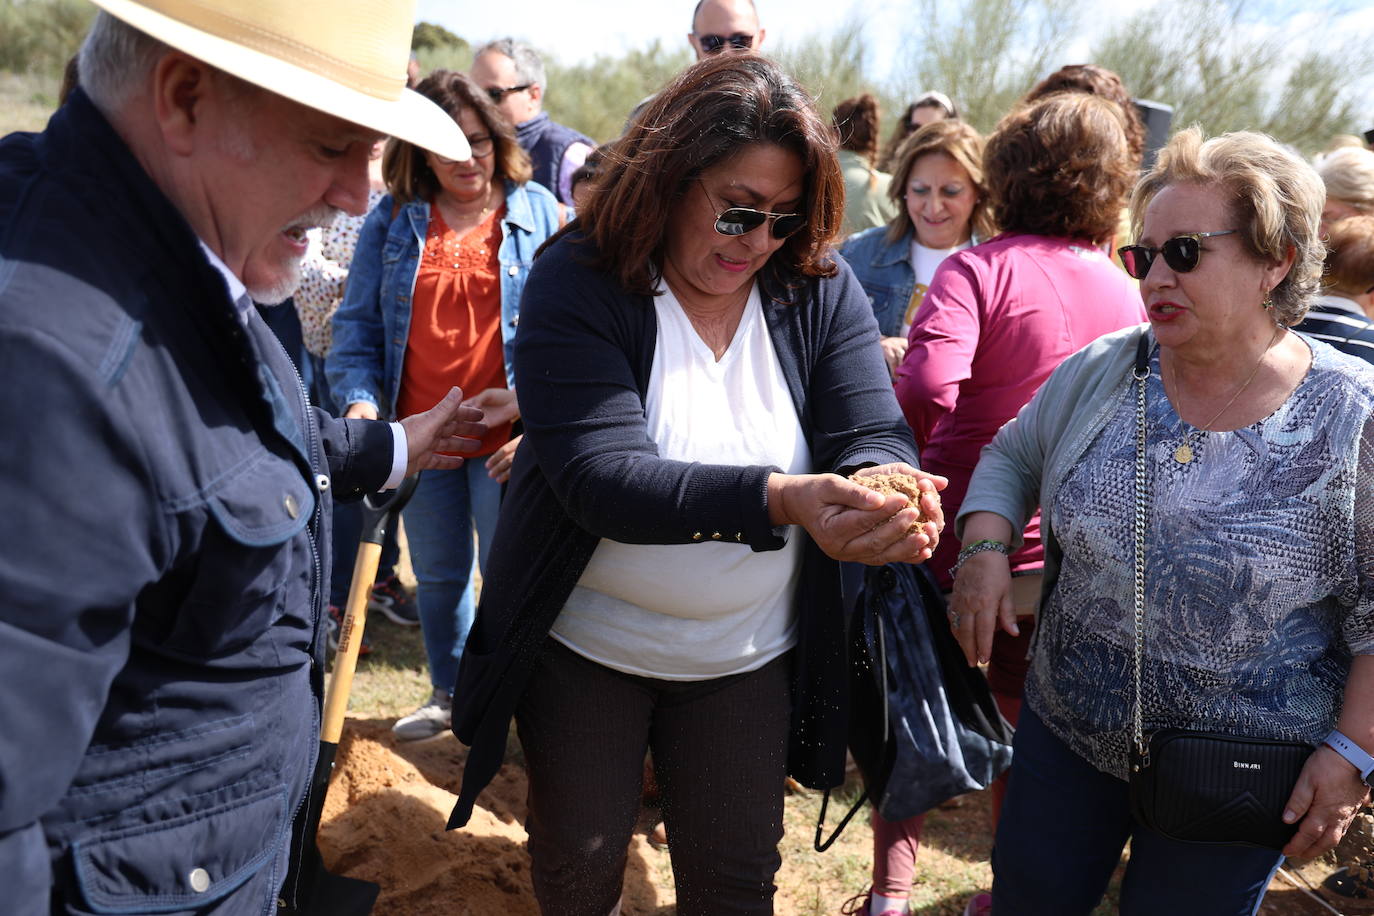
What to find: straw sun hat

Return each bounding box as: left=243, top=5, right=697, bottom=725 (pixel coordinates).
left=86, top=0, right=470, bottom=161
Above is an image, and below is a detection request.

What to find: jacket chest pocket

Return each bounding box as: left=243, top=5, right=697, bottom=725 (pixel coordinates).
left=147, top=450, right=315, bottom=657
left=72, top=784, right=288, bottom=914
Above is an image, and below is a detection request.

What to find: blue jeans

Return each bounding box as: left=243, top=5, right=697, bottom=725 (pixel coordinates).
left=401, top=461, right=501, bottom=691
left=992, top=707, right=1282, bottom=915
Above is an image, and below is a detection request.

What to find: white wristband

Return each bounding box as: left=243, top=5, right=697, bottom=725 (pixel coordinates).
left=1324, top=730, right=1374, bottom=786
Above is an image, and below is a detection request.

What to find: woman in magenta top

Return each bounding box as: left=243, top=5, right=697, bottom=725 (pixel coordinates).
left=893, top=94, right=1144, bottom=856
left=897, top=93, right=1143, bottom=591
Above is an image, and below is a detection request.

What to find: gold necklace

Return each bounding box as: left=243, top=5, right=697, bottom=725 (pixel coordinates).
left=442, top=186, right=495, bottom=224
left=1166, top=325, right=1283, bottom=464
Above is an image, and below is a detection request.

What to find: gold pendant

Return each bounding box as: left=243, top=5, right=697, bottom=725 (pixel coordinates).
left=1174, top=442, right=1194, bottom=464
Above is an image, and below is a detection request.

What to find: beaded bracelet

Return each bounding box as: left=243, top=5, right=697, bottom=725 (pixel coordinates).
left=948, top=538, right=1011, bottom=580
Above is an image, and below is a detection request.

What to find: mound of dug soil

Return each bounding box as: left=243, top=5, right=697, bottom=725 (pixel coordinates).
left=318, top=721, right=667, bottom=915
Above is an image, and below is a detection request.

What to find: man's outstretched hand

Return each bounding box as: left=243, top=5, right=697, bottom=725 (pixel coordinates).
left=399, top=386, right=487, bottom=474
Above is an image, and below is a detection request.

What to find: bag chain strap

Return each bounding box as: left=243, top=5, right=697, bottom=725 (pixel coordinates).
left=1131, top=345, right=1151, bottom=771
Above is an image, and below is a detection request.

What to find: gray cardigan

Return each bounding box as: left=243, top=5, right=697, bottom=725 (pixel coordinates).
left=956, top=323, right=1149, bottom=606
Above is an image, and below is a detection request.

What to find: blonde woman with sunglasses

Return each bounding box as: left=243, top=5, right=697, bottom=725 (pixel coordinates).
left=953, top=127, right=1374, bottom=915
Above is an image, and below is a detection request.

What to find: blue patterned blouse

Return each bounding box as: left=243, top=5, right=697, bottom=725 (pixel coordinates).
left=1028, top=339, right=1374, bottom=780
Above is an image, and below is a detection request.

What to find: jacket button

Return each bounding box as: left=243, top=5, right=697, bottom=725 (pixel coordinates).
left=315, top=474, right=331, bottom=493
left=507, top=265, right=518, bottom=276
left=188, top=868, right=211, bottom=893
left=735, top=532, right=743, bottom=541
left=284, top=493, right=300, bottom=519
left=711, top=532, right=722, bottom=540
left=692, top=532, right=703, bottom=541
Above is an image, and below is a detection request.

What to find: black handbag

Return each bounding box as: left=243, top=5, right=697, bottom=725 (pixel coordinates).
left=1124, top=334, right=1313, bottom=851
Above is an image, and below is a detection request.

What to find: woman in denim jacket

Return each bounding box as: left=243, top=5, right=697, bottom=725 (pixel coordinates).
left=328, top=71, right=562, bottom=740
left=839, top=120, right=994, bottom=381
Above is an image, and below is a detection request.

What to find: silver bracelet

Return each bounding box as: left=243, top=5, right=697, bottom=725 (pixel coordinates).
left=949, top=538, right=1011, bottom=579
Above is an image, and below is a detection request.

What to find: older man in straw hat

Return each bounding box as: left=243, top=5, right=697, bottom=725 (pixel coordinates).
left=0, top=1, right=485, bottom=912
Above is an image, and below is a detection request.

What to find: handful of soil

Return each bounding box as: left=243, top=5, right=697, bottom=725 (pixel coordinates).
left=849, top=472, right=929, bottom=535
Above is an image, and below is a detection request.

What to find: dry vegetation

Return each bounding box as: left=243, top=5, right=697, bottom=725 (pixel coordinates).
left=0, top=71, right=59, bottom=136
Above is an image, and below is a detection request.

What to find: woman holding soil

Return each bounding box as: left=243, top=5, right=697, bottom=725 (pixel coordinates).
left=447, top=54, right=945, bottom=915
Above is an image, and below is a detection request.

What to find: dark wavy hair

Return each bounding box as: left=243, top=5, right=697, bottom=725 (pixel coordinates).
left=985, top=92, right=1133, bottom=243
left=832, top=93, right=881, bottom=164
left=1023, top=63, right=1146, bottom=170
left=383, top=69, right=532, bottom=204
left=570, top=54, right=842, bottom=297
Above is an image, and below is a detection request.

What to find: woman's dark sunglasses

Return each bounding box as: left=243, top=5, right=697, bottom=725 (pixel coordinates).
left=699, top=181, right=804, bottom=240
left=1118, top=230, right=1237, bottom=280
left=697, top=32, right=754, bottom=53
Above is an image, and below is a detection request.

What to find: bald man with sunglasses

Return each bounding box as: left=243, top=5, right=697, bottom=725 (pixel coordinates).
left=626, top=0, right=767, bottom=132
left=689, top=0, right=766, bottom=59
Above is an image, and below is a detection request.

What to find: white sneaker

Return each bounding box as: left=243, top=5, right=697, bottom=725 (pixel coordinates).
left=392, top=688, right=452, bottom=741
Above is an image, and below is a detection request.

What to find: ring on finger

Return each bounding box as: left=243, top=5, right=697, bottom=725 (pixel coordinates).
left=949, top=611, right=961, bottom=629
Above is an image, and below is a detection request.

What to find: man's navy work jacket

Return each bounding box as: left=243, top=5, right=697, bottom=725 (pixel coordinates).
left=0, top=90, right=394, bottom=914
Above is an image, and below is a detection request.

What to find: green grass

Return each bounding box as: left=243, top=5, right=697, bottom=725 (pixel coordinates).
left=336, top=614, right=433, bottom=720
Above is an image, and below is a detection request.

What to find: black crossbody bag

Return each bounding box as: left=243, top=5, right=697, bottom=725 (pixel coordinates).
left=1125, top=334, right=1313, bottom=851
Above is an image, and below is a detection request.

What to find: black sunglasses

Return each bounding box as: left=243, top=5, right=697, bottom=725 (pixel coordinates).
left=1118, top=230, right=1237, bottom=280
left=485, top=83, right=531, bottom=103
left=699, top=180, right=804, bottom=239
left=697, top=32, right=754, bottom=54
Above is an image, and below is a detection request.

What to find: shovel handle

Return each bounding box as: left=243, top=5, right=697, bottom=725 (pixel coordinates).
left=319, top=475, right=418, bottom=743
left=321, top=541, right=383, bottom=743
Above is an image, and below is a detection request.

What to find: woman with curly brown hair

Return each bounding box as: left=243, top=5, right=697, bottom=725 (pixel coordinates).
left=1023, top=64, right=1145, bottom=169
left=891, top=92, right=1145, bottom=916
left=446, top=54, right=945, bottom=915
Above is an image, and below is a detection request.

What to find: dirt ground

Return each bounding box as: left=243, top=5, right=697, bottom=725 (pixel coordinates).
left=324, top=542, right=1366, bottom=914
left=317, top=718, right=1364, bottom=916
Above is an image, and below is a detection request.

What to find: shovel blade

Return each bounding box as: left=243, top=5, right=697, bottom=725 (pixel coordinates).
left=287, top=869, right=380, bottom=916
left=278, top=741, right=379, bottom=915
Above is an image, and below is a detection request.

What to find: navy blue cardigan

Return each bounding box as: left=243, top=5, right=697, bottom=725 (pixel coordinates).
left=448, top=232, right=918, bottom=827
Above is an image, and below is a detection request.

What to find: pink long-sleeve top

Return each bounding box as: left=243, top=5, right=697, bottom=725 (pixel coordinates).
left=894, top=233, right=1145, bottom=588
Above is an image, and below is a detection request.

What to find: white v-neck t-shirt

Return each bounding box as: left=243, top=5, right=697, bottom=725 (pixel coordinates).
left=551, top=282, right=812, bottom=680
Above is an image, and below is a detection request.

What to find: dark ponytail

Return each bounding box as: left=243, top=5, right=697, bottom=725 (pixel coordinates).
left=832, top=93, right=881, bottom=164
